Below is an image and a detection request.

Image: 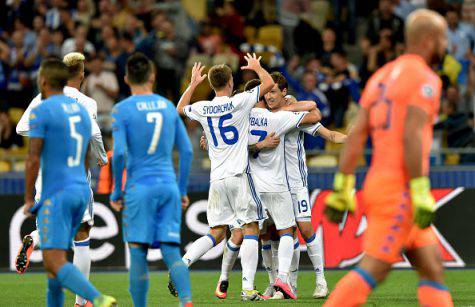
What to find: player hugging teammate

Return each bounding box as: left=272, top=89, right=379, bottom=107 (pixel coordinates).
left=172, top=53, right=347, bottom=301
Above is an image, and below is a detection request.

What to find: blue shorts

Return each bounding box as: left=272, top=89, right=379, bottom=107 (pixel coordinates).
left=36, top=184, right=91, bottom=250
left=123, top=178, right=181, bottom=246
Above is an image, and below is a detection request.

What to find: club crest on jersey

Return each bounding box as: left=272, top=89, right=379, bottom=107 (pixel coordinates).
left=249, top=116, right=267, bottom=127
left=421, top=84, right=434, bottom=98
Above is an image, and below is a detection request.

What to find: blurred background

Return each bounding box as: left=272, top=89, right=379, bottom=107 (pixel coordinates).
left=0, top=0, right=474, bottom=192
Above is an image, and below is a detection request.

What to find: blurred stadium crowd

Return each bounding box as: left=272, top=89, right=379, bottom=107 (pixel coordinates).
left=0, top=0, right=474, bottom=169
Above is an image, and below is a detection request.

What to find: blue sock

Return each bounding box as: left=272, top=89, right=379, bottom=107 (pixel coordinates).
left=56, top=262, right=101, bottom=302
left=162, top=243, right=192, bottom=305
left=47, top=278, right=64, bottom=307
left=129, top=245, right=149, bottom=307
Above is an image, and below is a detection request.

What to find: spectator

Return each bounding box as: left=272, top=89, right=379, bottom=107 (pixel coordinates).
left=83, top=56, right=118, bottom=130
left=278, top=0, right=309, bottom=57
left=393, top=0, right=416, bottom=20
left=155, top=0, right=195, bottom=42
left=7, top=30, right=32, bottom=108
left=446, top=8, right=472, bottom=62
left=45, top=0, right=64, bottom=30
left=365, top=29, right=397, bottom=75
left=75, top=0, right=95, bottom=27
left=61, top=24, right=95, bottom=57
left=0, top=40, right=10, bottom=104
left=115, top=33, right=136, bottom=99
left=0, top=109, right=23, bottom=149
left=153, top=19, right=188, bottom=101
left=24, top=28, right=55, bottom=78
left=215, top=1, right=245, bottom=51
left=320, top=27, right=344, bottom=67
left=366, top=0, right=405, bottom=44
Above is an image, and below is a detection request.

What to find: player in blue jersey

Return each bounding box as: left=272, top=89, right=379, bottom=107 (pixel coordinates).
left=23, top=59, right=116, bottom=307
left=109, top=53, right=194, bottom=307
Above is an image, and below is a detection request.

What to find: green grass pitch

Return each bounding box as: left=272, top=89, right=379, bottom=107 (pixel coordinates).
left=1, top=270, right=474, bottom=306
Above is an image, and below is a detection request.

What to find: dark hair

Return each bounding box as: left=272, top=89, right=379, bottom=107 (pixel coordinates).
left=208, top=64, right=232, bottom=91
left=271, top=72, right=287, bottom=91
left=39, top=59, right=69, bottom=90
left=126, top=52, right=153, bottom=85
left=244, top=79, right=261, bottom=91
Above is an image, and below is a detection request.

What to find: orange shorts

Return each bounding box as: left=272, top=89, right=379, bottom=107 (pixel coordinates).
left=362, top=187, right=438, bottom=264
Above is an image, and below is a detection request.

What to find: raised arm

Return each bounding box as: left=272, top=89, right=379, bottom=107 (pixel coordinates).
left=241, top=53, right=274, bottom=97
left=175, top=116, right=194, bottom=209
left=176, top=62, right=207, bottom=116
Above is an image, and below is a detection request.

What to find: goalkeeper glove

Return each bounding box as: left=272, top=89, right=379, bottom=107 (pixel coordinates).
left=410, top=176, right=435, bottom=229
left=324, top=172, right=356, bottom=223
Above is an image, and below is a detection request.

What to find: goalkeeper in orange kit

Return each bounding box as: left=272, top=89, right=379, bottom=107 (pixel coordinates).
left=323, top=9, right=453, bottom=307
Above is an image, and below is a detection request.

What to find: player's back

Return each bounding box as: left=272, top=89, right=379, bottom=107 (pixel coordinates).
left=113, top=94, right=179, bottom=183
left=30, top=94, right=91, bottom=198
left=183, top=86, right=260, bottom=181
left=362, top=54, right=441, bottom=189
left=249, top=108, right=304, bottom=192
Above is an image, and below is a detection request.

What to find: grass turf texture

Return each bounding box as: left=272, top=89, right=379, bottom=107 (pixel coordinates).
left=1, top=270, right=473, bottom=306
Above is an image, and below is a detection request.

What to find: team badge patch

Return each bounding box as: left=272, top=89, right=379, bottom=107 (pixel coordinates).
left=421, top=84, right=434, bottom=98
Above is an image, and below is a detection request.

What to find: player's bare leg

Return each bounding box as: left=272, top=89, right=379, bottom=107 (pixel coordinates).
left=43, top=249, right=116, bottom=307
left=324, top=255, right=391, bottom=307
left=297, top=220, right=328, bottom=298
left=241, top=222, right=264, bottom=301
left=216, top=228, right=243, bottom=299
left=272, top=227, right=297, bottom=299
left=169, top=226, right=226, bottom=297
left=74, top=223, right=92, bottom=307
left=406, top=245, right=453, bottom=306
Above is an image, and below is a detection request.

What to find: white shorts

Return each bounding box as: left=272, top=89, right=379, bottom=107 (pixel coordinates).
left=260, top=191, right=295, bottom=230
left=290, top=186, right=312, bottom=221
left=207, top=173, right=266, bottom=228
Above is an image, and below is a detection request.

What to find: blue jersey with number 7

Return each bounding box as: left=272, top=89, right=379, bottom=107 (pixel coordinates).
left=111, top=94, right=193, bottom=199
left=29, top=94, right=91, bottom=200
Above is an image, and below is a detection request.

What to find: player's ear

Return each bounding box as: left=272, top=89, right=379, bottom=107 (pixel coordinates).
left=282, top=88, right=287, bottom=96
left=124, top=75, right=129, bottom=86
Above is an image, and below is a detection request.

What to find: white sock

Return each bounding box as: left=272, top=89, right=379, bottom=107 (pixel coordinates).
left=219, top=240, right=240, bottom=281
left=306, top=234, right=326, bottom=284
left=277, top=235, right=294, bottom=283
left=30, top=229, right=40, bottom=249
left=271, top=240, right=279, bottom=281
left=290, top=238, right=300, bottom=289
left=73, top=238, right=91, bottom=305
left=183, top=234, right=215, bottom=267
left=261, top=240, right=274, bottom=284
left=241, top=236, right=259, bottom=291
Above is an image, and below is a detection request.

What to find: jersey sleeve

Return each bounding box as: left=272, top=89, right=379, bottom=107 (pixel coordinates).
left=183, top=102, right=203, bottom=121
left=88, top=99, right=108, bottom=164
left=110, top=106, right=127, bottom=201
left=16, top=94, right=42, bottom=136
left=234, top=85, right=260, bottom=112
left=299, top=122, right=323, bottom=136
left=28, top=104, right=47, bottom=139
left=407, top=76, right=441, bottom=117
left=174, top=115, right=194, bottom=196
left=359, top=76, right=380, bottom=110
left=274, top=111, right=306, bottom=136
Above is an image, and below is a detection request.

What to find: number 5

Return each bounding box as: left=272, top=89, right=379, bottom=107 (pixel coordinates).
left=68, top=116, right=83, bottom=167
left=147, top=112, right=163, bottom=154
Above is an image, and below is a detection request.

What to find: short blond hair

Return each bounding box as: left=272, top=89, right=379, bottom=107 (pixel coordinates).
left=63, top=52, right=85, bottom=78
left=208, top=64, right=232, bottom=91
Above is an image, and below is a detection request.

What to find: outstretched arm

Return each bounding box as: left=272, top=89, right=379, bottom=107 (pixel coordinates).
left=316, top=126, right=347, bottom=144
left=177, top=62, right=207, bottom=116
left=338, top=109, right=369, bottom=174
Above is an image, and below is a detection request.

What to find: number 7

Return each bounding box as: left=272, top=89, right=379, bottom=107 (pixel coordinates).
left=147, top=112, right=163, bottom=154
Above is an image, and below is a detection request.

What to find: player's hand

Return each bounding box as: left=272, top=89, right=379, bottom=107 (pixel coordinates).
left=260, top=132, right=280, bottom=149
left=190, top=62, right=207, bottom=86
left=410, top=177, right=436, bottom=229
left=284, top=95, right=298, bottom=105
left=200, top=135, right=208, bottom=151
left=241, top=53, right=262, bottom=71
left=110, top=199, right=123, bottom=212
left=324, top=172, right=356, bottom=223
left=181, top=195, right=190, bottom=210
left=23, top=198, right=35, bottom=218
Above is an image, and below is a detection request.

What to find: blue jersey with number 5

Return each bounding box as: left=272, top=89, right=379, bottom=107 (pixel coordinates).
left=29, top=94, right=91, bottom=200
left=111, top=94, right=193, bottom=197
left=183, top=86, right=260, bottom=182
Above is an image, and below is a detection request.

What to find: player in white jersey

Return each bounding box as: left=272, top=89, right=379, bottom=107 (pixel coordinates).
left=175, top=54, right=274, bottom=301
left=15, top=53, right=108, bottom=307
left=266, top=72, right=347, bottom=299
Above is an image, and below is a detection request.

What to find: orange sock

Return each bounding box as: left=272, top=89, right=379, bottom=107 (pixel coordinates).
left=418, top=280, right=453, bottom=307
left=323, top=268, right=375, bottom=307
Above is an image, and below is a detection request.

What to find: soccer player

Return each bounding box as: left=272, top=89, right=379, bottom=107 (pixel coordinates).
left=323, top=9, right=453, bottom=306
left=23, top=59, right=115, bottom=307
left=175, top=54, right=274, bottom=301
left=264, top=72, right=346, bottom=299
left=16, top=52, right=107, bottom=307
left=109, top=53, right=194, bottom=307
